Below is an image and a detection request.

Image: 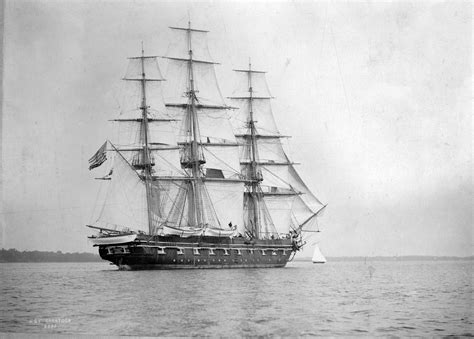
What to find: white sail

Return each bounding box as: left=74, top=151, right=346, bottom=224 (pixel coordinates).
left=150, top=149, right=183, bottom=177
left=237, top=137, right=288, bottom=163
left=263, top=195, right=296, bottom=235
left=312, top=245, right=327, bottom=264
left=288, top=165, right=325, bottom=221
left=164, top=60, right=225, bottom=107
left=165, top=27, right=214, bottom=63
left=195, top=109, right=235, bottom=142
left=205, top=181, right=244, bottom=232
left=231, top=70, right=272, bottom=98
left=230, top=99, right=280, bottom=136
left=93, top=151, right=150, bottom=233
left=119, top=60, right=167, bottom=118
left=125, top=57, right=165, bottom=81
left=202, top=146, right=241, bottom=178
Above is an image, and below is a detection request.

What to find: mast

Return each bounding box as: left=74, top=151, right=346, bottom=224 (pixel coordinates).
left=186, top=20, right=203, bottom=227
left=229, top=62, right=325, bottom=238
left=162, top=22, right=245, bottom=232
left=139, top=42, right=154, bottom=234
left=247, top=59, right=262, bottom=238
left=91, top=47, right=174, bottom=234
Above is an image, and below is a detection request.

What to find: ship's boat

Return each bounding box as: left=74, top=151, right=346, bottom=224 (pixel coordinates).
left=86, top=21, right=326, bottom=270
left=88, top=234, right=137, bottom=246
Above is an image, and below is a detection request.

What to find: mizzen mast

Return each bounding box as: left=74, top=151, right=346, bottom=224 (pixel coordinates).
left=230, top=60, right=270, bottom=239
left=229, top=59, right=326, bottom=239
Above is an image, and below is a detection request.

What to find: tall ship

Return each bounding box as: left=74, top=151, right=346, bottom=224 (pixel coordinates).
left=87, top=22, right=326, bottom=270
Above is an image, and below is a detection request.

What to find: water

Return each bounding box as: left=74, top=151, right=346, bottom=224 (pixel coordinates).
left=0, top=260, right=472, bottom=336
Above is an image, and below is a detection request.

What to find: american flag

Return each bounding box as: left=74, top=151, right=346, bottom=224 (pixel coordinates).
left=88, top=141, right=107, bottom=170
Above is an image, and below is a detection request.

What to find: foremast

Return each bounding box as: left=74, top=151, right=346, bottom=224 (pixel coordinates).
left=138, top=43, right=154, bottom=235
left=89, top=45, right=170, bottom=235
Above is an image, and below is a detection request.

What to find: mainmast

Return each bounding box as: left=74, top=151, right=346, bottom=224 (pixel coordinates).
left=139, top=43, right=154, bottom=234
left=185, top=21, right=204, bottom=227
left=247, top=60, right=262, bottom=238
left=162, top=22, right=244, bottom=231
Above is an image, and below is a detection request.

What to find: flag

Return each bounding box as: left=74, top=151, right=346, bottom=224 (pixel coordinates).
left=88, top=141, right=107, bottom=170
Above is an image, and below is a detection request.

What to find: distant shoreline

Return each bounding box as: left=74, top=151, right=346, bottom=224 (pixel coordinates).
left=1, top=248, right=472, bottom=263
left=0, top=248, right=101, bottom=263
left=294, top=256, right=474, bottom=262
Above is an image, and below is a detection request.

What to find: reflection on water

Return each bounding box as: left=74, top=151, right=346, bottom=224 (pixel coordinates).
left=0, top=260, right=472, bottom=336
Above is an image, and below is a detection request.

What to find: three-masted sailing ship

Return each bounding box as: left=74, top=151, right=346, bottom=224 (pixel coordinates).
left=87, top=22, right=326, bottom=270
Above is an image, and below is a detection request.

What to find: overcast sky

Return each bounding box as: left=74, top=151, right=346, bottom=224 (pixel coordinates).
left=1, top=0, right=471, bottom=257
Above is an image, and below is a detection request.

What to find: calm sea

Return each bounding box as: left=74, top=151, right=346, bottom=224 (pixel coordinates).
left=0, top=260, right=472, bottom=337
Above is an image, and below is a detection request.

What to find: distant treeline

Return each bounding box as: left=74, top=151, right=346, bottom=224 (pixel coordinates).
left=0, top=248, right=102, bottom=263
left=295, top=256, right=474, bottom=262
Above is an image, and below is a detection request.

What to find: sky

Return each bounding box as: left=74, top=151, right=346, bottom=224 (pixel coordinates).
left=1, top=0, right=472, bottom=257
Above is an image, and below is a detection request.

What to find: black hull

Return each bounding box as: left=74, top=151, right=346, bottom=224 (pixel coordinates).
left=97, top=235, right=295, bottom=270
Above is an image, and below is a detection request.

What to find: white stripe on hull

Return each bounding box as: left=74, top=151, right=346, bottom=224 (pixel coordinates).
left=88, top=234, right=137, bottom=245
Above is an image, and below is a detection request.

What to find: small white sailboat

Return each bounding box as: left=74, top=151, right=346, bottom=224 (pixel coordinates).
left=312, top=245, right=327, bottom=264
